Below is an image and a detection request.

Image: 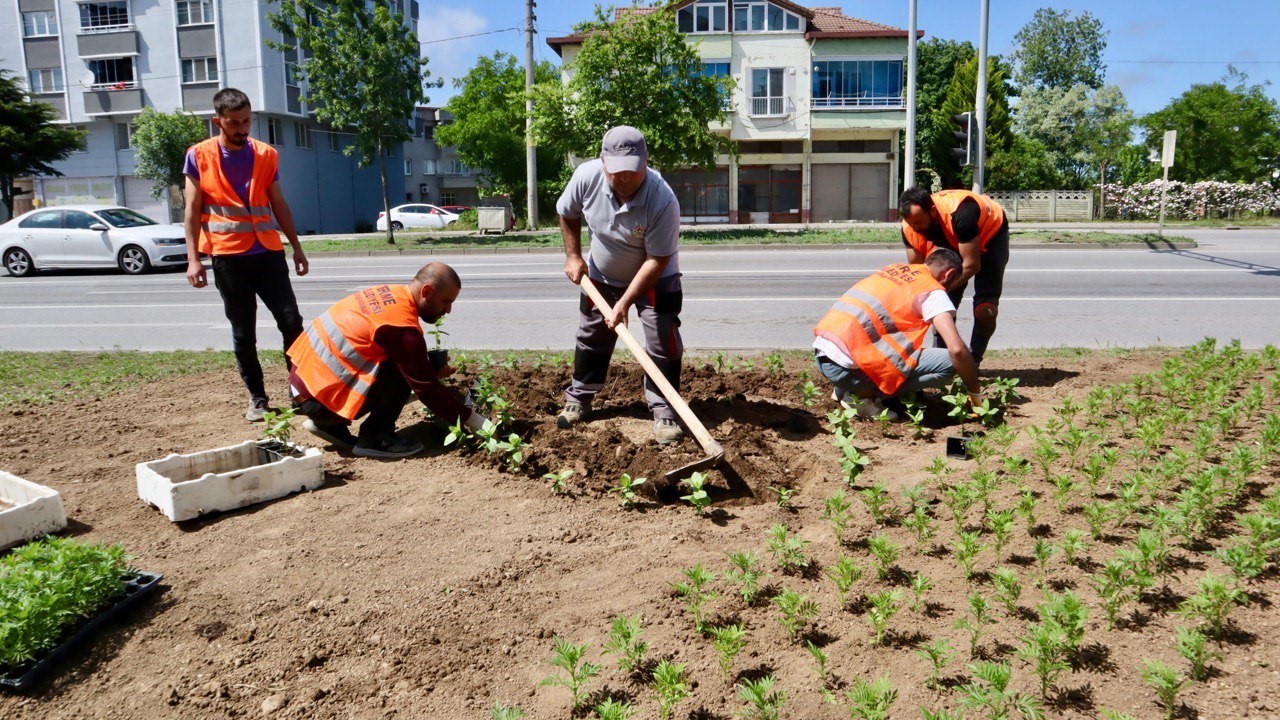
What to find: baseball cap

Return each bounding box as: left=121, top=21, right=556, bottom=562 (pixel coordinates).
left=600, top=125, right=647, bottom=173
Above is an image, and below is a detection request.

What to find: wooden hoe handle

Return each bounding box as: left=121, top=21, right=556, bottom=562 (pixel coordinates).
left=578, top=276, right=722, bottom=456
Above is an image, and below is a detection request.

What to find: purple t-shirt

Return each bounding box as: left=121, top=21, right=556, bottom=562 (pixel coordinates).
left=184, top=139, right=280, bottom=256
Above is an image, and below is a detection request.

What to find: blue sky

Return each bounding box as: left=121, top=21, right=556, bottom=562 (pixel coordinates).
left=417, top=0, right=1280, bottom=117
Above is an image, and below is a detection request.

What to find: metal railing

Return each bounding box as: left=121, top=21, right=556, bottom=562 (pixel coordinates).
left=812, top=95, right=906, bottom=110
left=750, top=96, right=785, bottom=117
left=79, top=23, right=135, bottom=35
left=90, top=80, right=138, bottom=91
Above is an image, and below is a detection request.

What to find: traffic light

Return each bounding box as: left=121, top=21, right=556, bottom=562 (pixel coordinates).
left=951, top=111, right=975, bottom=167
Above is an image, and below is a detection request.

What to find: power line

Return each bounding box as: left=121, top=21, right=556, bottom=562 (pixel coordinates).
left=1107, top=59, right=1280, bottom=65
left=420, top=27, right=520, bottom=45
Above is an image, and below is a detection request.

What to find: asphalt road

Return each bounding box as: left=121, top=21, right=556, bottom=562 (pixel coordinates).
left=1, top=228, right=1277, bottom=352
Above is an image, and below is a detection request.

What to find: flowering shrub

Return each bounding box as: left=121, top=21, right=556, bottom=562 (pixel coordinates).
left=1097, top=181, right=1280, bottom=219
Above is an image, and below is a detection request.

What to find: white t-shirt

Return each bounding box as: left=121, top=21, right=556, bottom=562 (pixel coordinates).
left=814, top=289, right=955, bottom=369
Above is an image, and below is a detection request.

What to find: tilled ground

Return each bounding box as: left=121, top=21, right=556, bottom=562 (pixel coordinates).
left=2, top=351, right=1279, bottom=720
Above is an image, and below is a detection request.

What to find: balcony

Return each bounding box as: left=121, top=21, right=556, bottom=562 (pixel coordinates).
left=84, top=84, right=142, bottom=115
left=749, top=97, right=791, bottom=118
left=812, top=95, right=906, bottom=111
left=76, top=27, right=138, bottom=58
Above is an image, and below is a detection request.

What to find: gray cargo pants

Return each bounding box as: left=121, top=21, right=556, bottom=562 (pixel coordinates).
left=565, top=275, right=683, bottom=420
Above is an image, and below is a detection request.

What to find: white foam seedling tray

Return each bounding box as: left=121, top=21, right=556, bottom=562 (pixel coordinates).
left=136, top=440, right=324, bottom=522
left=0, top=470, right=68, bottom=549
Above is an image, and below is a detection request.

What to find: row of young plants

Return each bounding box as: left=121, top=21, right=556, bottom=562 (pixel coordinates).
left=487, top=340, right=1278, bottom=719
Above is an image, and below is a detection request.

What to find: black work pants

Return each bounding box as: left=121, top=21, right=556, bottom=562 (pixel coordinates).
left=938, top=222, right=1010, bottom=364
left=211, top=250, right=304, bottom=400
left=293, top=363, right=410, bottom=442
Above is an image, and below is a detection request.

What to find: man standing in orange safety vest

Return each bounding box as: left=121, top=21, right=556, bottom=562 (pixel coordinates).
left=287, top=262, right=490, bottom=459
left=813, top=248, right=982, bottom=420
left=183, top=88, right=309, bottom=422
left=898, top=186, right=1010, bottom=365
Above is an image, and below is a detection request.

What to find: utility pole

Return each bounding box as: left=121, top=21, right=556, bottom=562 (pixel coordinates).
left=972, top=0, right=989, bottom=194
left=904, top=0, right=918, bottom=191
left=525, top=0, right=538, bottom=229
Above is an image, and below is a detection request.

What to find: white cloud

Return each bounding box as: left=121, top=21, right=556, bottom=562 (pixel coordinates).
left=418, top=6, right=489, bottom=97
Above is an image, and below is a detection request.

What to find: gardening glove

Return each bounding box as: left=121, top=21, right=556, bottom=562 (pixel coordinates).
left=967, top=391, right=985, bottom=415
left=465, top=410, right=491, bottom=432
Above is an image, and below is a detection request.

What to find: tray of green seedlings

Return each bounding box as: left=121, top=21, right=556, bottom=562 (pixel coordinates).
left=0, top=536, right=162, bottom=691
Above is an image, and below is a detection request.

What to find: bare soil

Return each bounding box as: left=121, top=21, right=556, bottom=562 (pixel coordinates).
left=2, top=351, right=1278, bottom=720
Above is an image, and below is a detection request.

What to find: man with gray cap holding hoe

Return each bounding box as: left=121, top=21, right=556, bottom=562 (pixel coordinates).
left=555, top=125, right=686, bottom=445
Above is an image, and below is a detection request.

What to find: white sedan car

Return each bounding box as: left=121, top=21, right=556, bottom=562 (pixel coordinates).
left=375, top=203, right=459, bottom=231
left=1, top=205, right=187, bottom=277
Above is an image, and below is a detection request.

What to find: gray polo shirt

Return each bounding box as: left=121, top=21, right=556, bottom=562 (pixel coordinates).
left=556, top=158, right=680, bottom=288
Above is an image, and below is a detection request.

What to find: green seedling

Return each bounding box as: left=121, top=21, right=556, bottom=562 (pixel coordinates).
left=490, top=703, right=526, bottom=720
left=1017, top=489, right=1039, bottom=535
left=859, top=481, right=896, bottom=525
left=707, top=623, right=748, bottom=679
left=1178, top=572, right=1248, bottom=639
left=972, top=398, right=1002, bottom=427
left=766, top=524, right=810, bottom=573
left=542, top=468, right=573, bottom=495
left=444, top=417, right=472, bottom=449
left=954, top=531, right=985, bottom=582
left=652, top=659, right=690, bottom=720
left=1060, top=529, right=1088, bottom=566
left=827, top=405, right=859, bottom=436
left=904, top=392, right=928, bottom=437
left=987, top=510, right=1015, bottom=561
left=874, top=407, right=895, bottom=436
left=825, top=554, right=863, bottom=608
left=769, top=485, right=797, bottom=510
left=991, top=566, right=1023, bottom=616
left=1052, top=473, right=1077, bottom=512
left=971, top=469, right=1000, bottom=518
left=765, top=352, right=785, bottom=375
left=497, top=433, right=527, bottom=472
left=834, top=433, right=871, bottom=483
left=901, top=482, right=929, bottom=514
left=903, top=505, right=936, bottom=553
left=987, top=376, right=1022, bottom=406
left=865, top=589, right=902, bottom=646
left=1100, top=709, right=1138, bottom=720
left=926, top=456, right=952, bottom=482
left=772, top=587, right=820, bottom=642
left=823, top=490, right=853, bottom=544
left=1042, top=590, right=1087, bottom=653
left=725, top=550, right=765, bottom=605
left=608, top=473, right=647, bottom=509
left=845, top=674, right=897, bottom=720
left=540, top=636, right=601, bottom=710
left=1083, top=501, right=1109, bottom=540
left=1174, top=626, right=1219, bottom=681
left=867, top=533, right=900, bottom=580
left=672, top=563, right=718, bottom=633
left=798, top=380, right=820, bottom=408
left=260, top=407, right=295, bottom=444
left=1031, top=539, right=1056, bottom=587
left=1215, top=541, right=1266, bottom=583
left=910, top=572, right=933, bottom=612
left=593, top=698, right=634, bottom=720
left=1140, top=658, right=1188, bottom=720
left=916, top=638, right=953, bottom=690
left=941, top=482, right=976, bottom=533
left=806, top=640, right=830, bottom=688
left=954, top=593, right=994, bottom=658
left=1092, top=558, right=1136, bottom=629
left=957, top=661, right=1044, bottom=720
left=680, top=471, right=712, bottom=515
left=737, top=674, right=786, bottom=720
left=921, top=709, right=965, bottom=720
left=603, top=614, right=648, bottom=675
left=943, top=387, right=973, bottom=420
left=1016, top=621, right=1068, bottom=701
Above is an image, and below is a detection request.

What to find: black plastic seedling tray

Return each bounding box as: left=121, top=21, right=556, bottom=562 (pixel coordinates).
left=0, top=571, right=164, bottom=691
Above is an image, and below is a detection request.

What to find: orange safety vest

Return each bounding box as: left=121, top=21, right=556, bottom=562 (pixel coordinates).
left=901, top=189, right=1005, bottom=259
left=813, top=264, right=944, bottom=395
left=287, top=284, right=423, bottom=420
left=191, top=136, right=283, bottom=255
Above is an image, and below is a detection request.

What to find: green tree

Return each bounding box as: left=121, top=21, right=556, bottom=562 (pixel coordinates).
left=1011, top=8, right=1108, bottom=91
left=912, top=38, right=976, bottom=187
left=131, top=107, right=208, bottom=220
left=0, top=71, right=86, bottom=219
left=926, top=55, right=1014, bottom=189
left=1139, top=68, right=1280, bottom=184
left=530, top=6, right=732, bottom=171
left=438, top=52, right=566, bottom=222
left=987, top=134, right=1059, bottom=191
left=1015, top=84, right=1133, bottom=190
left=268, top=0, right=433, bottom=243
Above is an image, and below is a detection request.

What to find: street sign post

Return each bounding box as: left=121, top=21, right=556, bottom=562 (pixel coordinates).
left=1158, top=130, right=1177, bottom=236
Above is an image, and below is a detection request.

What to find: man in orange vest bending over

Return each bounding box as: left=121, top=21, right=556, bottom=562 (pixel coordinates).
left=287, top=262, right=490, bottom=459
left=898, top=186, right=1010, bottom=366
left=813, top=248, right=983, bottom=420
left=183, top=87, right=308, bottom=422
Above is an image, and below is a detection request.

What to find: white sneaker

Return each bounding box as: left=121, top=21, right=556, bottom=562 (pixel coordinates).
left=854, top=397, right=899, bottom=421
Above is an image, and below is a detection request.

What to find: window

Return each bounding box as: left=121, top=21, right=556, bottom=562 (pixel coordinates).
left=738, top=140, right=803, bottom=154
left=696, top=61, right=732, bottom=109
left=175, top=0, right=212, bottom=26
left=79, top=1, right=130, bottom=31
left=404, top=159, right=413, bottom=176
left=733, top=1, right=801, bottom=32
left=423, top=159, right=436, bottom=175
left=285, top=62, right=300, bottom=88
left=22, top=11, right=58, bottom=37
left=812, top=139, right=892, bottom=153
left=88, top=58, right=136, bottom=88
left=444, top=159, right=468, bottom=176
left=812, top=59, right=905, bottom=109
left=441, top=191, right=457, bottom=205
left=750, top=68, right=785, bottom=116
left=410, top=0, right=419, bottom=21
left=181, top=57, right=218, bottom=84
left=677, top=0, right=727, bottom=33
left=114, top=122, right=132, bottom=150
left=19, top=210, right=63, bottom=229
left=28, top=68, right=64, bottom=94
left=64, top=211, right=100, bottom=230
left=328, top=129, right=342, bottom=151
left=294, top=122, right=312, bottom=149
left=424, top=125, right=434, bottom=141
left=413, top=117, right=423, bottom=137
left=266, top=118, right=281, bottom=145
left=668, top=168, right=730, bottom=219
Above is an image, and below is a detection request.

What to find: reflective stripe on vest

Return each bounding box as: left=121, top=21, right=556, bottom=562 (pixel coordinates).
left=317, top=311, right=377, bottom=376
left=302, top=314, right=375, bottom=399
left=840, top=289, right=917, bottom=377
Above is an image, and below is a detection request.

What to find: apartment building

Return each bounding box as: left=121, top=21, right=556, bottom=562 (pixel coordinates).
left=402, top=107, right=480, bottom=207
left=548, top=0, right=913, bottom=223
left=2, top=0, right=417, bottom=232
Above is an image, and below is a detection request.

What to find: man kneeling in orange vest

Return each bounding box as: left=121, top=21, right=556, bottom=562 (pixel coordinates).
left=813, top=248, right=983, bottom=420
left=287, top=262, right=489, bottom=459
